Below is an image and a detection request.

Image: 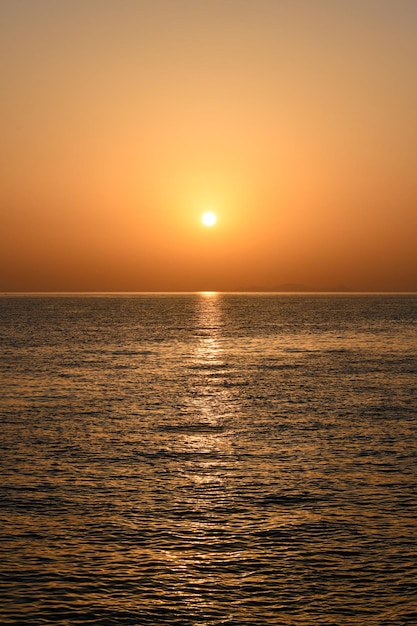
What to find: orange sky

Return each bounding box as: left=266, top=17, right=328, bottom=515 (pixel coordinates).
left=1, top=0, right=416, bottom=292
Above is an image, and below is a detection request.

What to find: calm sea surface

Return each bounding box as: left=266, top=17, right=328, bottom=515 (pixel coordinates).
left=1, top=294, right=416, bottom=625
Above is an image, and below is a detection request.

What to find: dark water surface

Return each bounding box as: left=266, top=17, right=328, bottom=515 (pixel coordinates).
left=1, top=294, right=416, bottom=625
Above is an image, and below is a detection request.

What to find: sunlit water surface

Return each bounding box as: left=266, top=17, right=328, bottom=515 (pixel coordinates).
left=1, top=294, right=416, bottom=625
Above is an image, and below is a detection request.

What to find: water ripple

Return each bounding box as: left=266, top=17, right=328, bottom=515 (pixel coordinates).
left=1, top=294, right=416, bottom=624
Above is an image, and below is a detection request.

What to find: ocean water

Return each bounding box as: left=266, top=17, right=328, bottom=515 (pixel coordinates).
left=1, top=293, right=416, bottom=625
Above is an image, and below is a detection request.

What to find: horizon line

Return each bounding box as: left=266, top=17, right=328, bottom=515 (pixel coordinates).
left=2, top=290, right=417, bottom=296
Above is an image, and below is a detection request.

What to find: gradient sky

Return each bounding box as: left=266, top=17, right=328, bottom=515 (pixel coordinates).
left=1, top=0, right=416, bottom=292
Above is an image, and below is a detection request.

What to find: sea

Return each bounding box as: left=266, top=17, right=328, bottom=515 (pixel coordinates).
left=1, top=293, right=416, bottom=625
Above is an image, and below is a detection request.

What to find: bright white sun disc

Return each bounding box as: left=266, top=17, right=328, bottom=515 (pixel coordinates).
left=201, top=211, right=217, bottom=227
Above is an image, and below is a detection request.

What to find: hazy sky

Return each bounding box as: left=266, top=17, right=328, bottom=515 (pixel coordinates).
left=1, top=0, right=416, bottom=291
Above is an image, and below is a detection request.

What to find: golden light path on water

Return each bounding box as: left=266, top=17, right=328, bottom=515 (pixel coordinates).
left=187, top=291, right=233, bottom=460
left=161, top=292, right=241, bottom=614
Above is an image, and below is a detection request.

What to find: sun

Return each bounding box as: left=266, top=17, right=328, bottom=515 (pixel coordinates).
left=201, top=211, right=217, bottom=227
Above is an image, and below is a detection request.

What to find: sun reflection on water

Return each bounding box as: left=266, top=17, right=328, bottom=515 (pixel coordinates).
left=181, top=292, right=235, bottom=485
left=161, top=293, right=240, bottom=615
